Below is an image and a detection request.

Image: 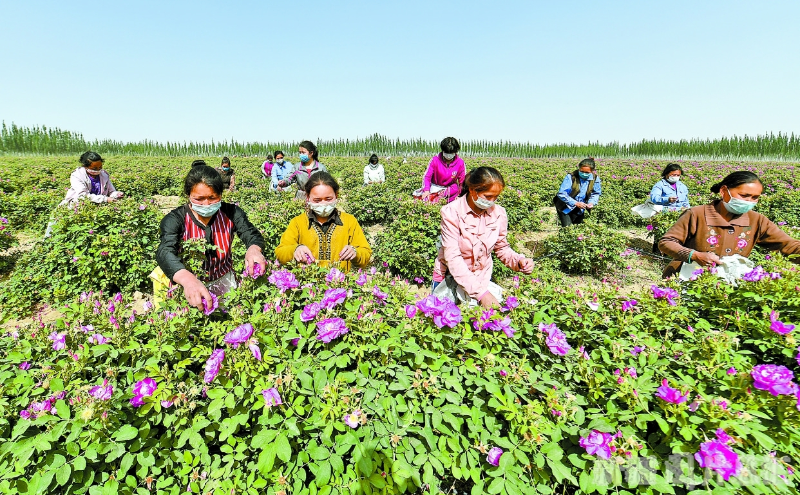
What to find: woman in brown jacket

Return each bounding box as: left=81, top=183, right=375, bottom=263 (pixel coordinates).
left=658, top=171, right=800, bottom=278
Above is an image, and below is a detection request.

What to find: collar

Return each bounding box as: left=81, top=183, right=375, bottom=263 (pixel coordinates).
left=455, top=195, right=491, bottom=220
left=307, top=208, right=343, bottom=228
left=704, top=200, right=751, bottom=227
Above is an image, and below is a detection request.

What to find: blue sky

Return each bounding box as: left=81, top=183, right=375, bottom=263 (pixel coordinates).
left=1, top=0, right=798, bottom=145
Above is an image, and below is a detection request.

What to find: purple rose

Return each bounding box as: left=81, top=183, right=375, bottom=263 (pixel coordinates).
left=248, top=340, right=262, bottom=361
left=202, top=293, right=219, bottom=315
left=268, top=270, right=300, bottom=293
left=503, top=296, right=519, bottom=312
left=290, top=338, right=300, bottom=347
left=405, top=305, right=417, bottom=319
left=579, top=430, right=613, bottom=459
left=414, top=295, right=462, bottom=328
left=486, top=447, right=503, bottom=466
left=356, top=273, right=368, bottom=286
left=751, top=364, right=797, bottom=396
left=204, top=349, right=225, bottom=384
left=344, top=409, right=362, bottom=428
left=19, top=362, right=31, bottom=370
left=631, top=346, right=644, bottom=357
left=655, top=379, right=689, bottom=404
left=301, top=302, right=322, bottom=322
left=372, top=286, right=388, bottom=303
left=694, top=440, right=741, bottom=481
left=316, top=318, right=349, bottom=343
left=621, top=299, right=638, bottom=312
left=770, top=320, right=795, bottom=335
left=715, top=428, right=732, bottom=444
left=88, top=334, right=111, bottom=345
left=727, top=367, right=737, bottom=375
left=539, top=323, right=570, bottom=356
left=224, top=323, right=254, bottom=348
left=133, top=377, right=158, bottom=397
left=651, top=285, right=678, bottom=306
left=48, top=332, right=66, bottom=351
left=321, top=288, right=348, bottom=310
left=325, top=268, right=346, bottom=284
left=89, top=379, right=113, bottom=401
left=262, top=388, right=283, bottom=407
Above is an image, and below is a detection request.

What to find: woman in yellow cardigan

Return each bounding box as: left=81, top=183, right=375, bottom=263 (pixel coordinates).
left=275, top=171, right=371, bottom=271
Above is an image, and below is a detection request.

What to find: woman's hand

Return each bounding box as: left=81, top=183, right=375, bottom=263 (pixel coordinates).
left=479, top=292, right=500, bottom=309
left=518, top=258, right=534, bottom=274
left=574, top=201, right=588, bottom=210
left=294, top=245, right=316, bottom=264
left=669, top=196, right=677, bottom=203
left=244, top=245, right=267, bottom=276
left=339, top=245, right=357, bottom=261
left=173, top=269, right=212, bottom=311
left=693, top=251, right=721, bottom=267
left=421, top=191, right=431, bottom=200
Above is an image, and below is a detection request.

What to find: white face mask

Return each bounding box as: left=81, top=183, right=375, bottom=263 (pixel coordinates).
left=667, top=176, right=680, bottom=184
left=276, top=159, right=284, bottom=164
left=473, top=194, right=495, bottom=210
left=86, top=169, right=102, bottom=176
left=442, top=153, right=456, bottom=161
left=309, top=200, right=337, bottom=217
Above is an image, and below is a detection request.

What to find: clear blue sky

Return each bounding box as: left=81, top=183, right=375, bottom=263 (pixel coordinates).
left=1, top=0, right=798, bottom=145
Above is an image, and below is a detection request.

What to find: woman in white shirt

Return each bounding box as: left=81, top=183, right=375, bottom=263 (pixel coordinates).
left=363, top=154, right=385, bottom=185
left=61, top=151, right=123, bottom=206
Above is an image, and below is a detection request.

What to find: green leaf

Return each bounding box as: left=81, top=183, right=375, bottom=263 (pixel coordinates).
left=487, top=477, right=505, bottom=494
left=114, top=425, right=139, bottom=442
left=56, top=463, right=71, bottom=486
left=276, top=434, right=292, bottom=463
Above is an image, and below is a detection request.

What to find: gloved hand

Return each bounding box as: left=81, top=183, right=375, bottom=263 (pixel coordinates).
left=109, top=191, right=124, bottom=199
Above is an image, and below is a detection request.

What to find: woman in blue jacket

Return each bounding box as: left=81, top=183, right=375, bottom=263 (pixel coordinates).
left=554, top=158, right=602, bottom=227
left=650, top=163, right=690, bottom=210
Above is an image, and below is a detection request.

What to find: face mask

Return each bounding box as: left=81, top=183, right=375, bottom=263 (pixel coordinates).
left=86, top=169, right=102, bottom=176
left=299, top=154, right=310, bottom=163
left=276, top=159, right=284, bottom=165
left=473, top=195, right=495, bottom=210
left=667, top=176, right=680, bottom=184
left=722, top=188, right=757, bottom=215
left=191, top=201, right=222, bottom=217
left=222, top=167, right=230, bottom=171
left=578, top=171, right=592, bottom=180
left=442, top=153, right=456, bottom=161
left=370, top=162, right=378, bottom=167
left=309, top=201, right=337, bottom=217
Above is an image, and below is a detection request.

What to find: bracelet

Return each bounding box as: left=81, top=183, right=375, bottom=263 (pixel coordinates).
left=688, top=250, right=694, bottom=262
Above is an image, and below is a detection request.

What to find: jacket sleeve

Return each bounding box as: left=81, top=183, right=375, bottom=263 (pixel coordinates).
left=156, top=208, right=188, bottom=281
left=440, top=209, right=484, bottom=300
left=378, top=165, right=385, bottom=182
left=658, top=209, right=696, bottom=262
left=755, top=216, right=800, bottom=260
left=677, top=184, right=690, bottom=209
left=231, top=205, right=265, bottom=250
left=587, top=176, right=601, bottom=205
left=363, top=167, right=370, bottom=185
left=492, top=211, right=524, bottom=270
left=348, top=218, right=372, bottom=268
left=556, top=175, right=576, bottom=209
left=274, top=217, right=302, bottom=264
left=649, top=183, right=667, bottom=205
left=446, top=163, right=466, bottom=199
left=422, top=159, right=434, bottom=192
left=105, top=174, right=117, bottom=196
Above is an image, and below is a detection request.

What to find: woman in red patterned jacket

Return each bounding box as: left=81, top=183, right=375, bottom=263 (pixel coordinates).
left=156, top=165, right=266, bottom=310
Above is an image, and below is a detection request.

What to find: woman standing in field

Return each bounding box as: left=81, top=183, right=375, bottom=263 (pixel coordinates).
left=414, top=137, right=466, bottom=203
left=217, top=157, right=236, bottom=191
left=658, top=171, right=800, bottom=278
left=553, top=158, right=602, bottom=227
left=60, top=151, right=124, bottom=206
left=363, top=154, right=385, bottom=185
left=271, top=150, right=294, bottom=192
left=650, top=163, right=690, bottom=210
left=432, top=167, right=534, bottom=308
left=154, top=164, right=266, bottom=310
left=278, top=141, right=328, bottom=200
left=261, top=154, right=274, bottom=179
left=275, top=172, right=371, bottom=272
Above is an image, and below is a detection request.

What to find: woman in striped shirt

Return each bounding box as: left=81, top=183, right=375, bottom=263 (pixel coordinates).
left=156, top=165, right=266, bottom=310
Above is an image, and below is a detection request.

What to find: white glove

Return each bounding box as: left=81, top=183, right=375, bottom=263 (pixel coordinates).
left=109, top=191, right=124, bottom=199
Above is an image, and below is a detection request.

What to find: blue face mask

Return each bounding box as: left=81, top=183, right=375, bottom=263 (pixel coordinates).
left=191, top=201, right=222, bottom=217
left=299, top=153, right=310, bottom=163
left=722, top=189, right=757, bottom=215
left=578, top=171, right=592, bottom=180
left=222, top=167, right=230, bottom=171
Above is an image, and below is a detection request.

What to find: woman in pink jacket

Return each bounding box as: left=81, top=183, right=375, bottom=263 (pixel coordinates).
left=414, top=137, right=466, bottom=203
left=432, top=167, right=534, bottom=308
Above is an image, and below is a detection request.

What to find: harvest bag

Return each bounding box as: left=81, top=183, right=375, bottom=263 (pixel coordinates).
left=631, top=200, right=664, bottom=219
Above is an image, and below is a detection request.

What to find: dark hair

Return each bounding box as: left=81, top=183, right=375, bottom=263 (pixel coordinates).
left=221, top=157, right=231, bottom=165
left=440, top=137, right=460, bottom=154
left=299, top=140, right=319, bottom=161
left=79, top=151, right=104, bottom=167
left=369, top=154, right=379, bottom=164
left=266, top=154, right=274, bottom=161
left=274, top=150, right=285, bottom=159
left=661, top=163, right=682, bottom=179
left=577, top=157, right=596, bottom=171
left=710, top=171, right=762, bottom=194
left=304, top=171, right=340, bottom=197
left=184, top=165, right=224, bottom=196
left=461, top=167, right=505, bottom=196
left=191, top=159, right=207, bottom=168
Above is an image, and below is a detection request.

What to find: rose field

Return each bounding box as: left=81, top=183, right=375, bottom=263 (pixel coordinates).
left=2, top=154, right=800, bottom=495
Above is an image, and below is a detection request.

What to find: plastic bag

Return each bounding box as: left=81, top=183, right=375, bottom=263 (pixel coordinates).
left=631, top=200, right=663, bottom=219
left=678, top=254, right=754, bottom=285
left=432, top=274, right=503, bottom=308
